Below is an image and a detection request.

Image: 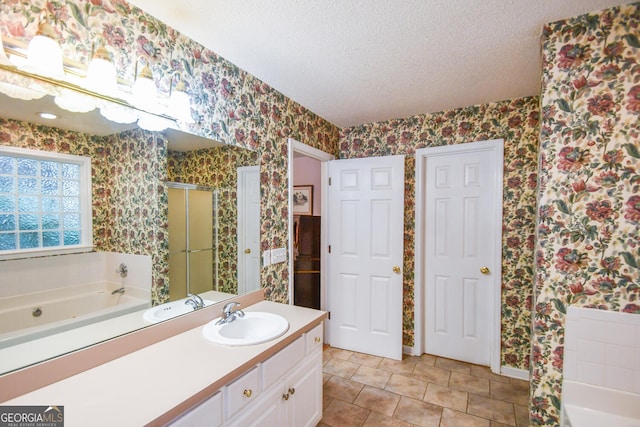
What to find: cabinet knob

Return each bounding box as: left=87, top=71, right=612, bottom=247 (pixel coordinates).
left=245, top=248, right=251, bottom=254
left=314, top=337, right=321, bottom=343
left=288, top=387, right=296, bottom=395
left=392, top=265, right=401, bottom=274
left=480, top=266, right=490, bottom=275
left=282, top=392, right=290, bottom=401
left=243, top=389, right=252, bottom=398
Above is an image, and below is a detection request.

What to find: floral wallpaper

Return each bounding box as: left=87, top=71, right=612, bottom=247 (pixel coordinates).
left=0, top=0, right=340, bottom=304
left=340, top=96, right=540, bottom=370
left=168, top=145, right=260, bottom=295
left=532, top=3, right=640, bottom=425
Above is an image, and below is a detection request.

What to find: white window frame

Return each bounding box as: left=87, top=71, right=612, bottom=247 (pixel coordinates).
left=0, top=145, right=93, bottom=260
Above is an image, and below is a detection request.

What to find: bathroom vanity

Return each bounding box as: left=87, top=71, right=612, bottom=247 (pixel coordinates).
left=1, top=293, right=327, bottom=427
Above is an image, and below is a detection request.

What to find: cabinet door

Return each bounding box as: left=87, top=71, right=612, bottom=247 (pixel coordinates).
left=286, top=351, right=323, bottom=427
left=168, top=392, right=222, bottom=427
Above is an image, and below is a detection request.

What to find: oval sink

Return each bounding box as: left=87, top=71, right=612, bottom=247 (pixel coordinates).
left=143, top=298, right=214, bottom=323
left=202, top=312, right=289, bottom=346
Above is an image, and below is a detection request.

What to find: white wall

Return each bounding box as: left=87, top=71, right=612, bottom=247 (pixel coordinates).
left=293, top=156, right=322, bottom=216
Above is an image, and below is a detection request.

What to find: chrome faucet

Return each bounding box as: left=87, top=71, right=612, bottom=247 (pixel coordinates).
left=215, top=302, right=245, bottom=325
left=184, top=293, right=205, bottom=311
left=116, top=263, right=128, bottom=278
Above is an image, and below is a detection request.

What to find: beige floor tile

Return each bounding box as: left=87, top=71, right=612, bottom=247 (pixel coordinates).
left=440, top=408, right=490, bottom=427
left=353, top=385, right=401, bottom=416
left=323, top=372, right=332, bottom=384
left=393, top=396, right=443, bottom=427
left=510, top=378, right=530, bottom=391
left=385, top=373, right=427, bottom=399
left=321, top=398, right=370, bottom=427
left=467, top=394, right=516, bottom=426
left=490, top=380, right=529, bottom=406
left=324, top=375, right=364, bottom=402
left=449, top=371, right=490, bottom=396
left=415, top=353, right=437, bottom=366
left=363, top=411, right=414, bottom=427
left=412, top=363, right=451, bottom=386
left=379, top=357, right=417, bottom=375
left=351, top=365, right=392, bottom=389
left=470, top=365, right=510, bottom=383
left=514, top=404, right=529, bottom=427
left=323, top=358, right=360, bottom=379
left=324, top=347, right=354, bottom=361
left=435, top=357, right=472, bottom=374
left=350, top=352, right=383, bottom=368
left=323, top=393, right=333, bottom=410
left=423, top=382, right=468, bottom=412
left=320, top=348, right=530, bottom=427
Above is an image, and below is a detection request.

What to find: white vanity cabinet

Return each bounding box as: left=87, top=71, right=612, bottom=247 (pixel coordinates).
left=227, top=323, right=323, bottom=427
left=169, top=323, right=324, bottom=427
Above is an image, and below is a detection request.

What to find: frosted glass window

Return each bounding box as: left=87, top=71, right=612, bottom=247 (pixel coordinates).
left=0, top=147, right=91, bottom=257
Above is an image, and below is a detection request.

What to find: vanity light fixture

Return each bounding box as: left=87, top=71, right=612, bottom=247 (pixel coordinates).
left=131, top=56, right=158, bottom=112
left=21, top=15, right=65, bottom=80
left=0, top=32, right=193, bottom=133
left=0, top=36, right=45, bottom=101
left=85, top=40, right=118, bottom=97
left=168, top=72, right=194, bottom=124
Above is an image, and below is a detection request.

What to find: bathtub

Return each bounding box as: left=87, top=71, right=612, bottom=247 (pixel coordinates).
left=0, top=281, right=150, bottom=349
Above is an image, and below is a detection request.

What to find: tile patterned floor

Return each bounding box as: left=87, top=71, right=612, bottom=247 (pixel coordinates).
left=318, top=347, right=529, bottom=427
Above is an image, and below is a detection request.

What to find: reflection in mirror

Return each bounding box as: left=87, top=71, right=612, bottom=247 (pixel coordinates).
left=0, top=69, right=259, bottom=376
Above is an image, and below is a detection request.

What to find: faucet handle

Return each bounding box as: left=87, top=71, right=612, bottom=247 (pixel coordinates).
left=188, top=293, right=204, bottom=306
left=222, top=301, right=240, bottom=315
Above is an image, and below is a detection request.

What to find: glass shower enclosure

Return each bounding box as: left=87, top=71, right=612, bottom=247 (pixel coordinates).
left=167, top=183, right=218, bottom=301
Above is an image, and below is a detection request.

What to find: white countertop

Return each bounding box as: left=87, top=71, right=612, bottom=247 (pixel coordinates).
left=3, top=301, right=326, bottom=427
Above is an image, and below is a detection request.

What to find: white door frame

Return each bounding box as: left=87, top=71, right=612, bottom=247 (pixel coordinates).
left=287, top=138, right=335, bottom=307
left=414, top=139, right=503, bottom=373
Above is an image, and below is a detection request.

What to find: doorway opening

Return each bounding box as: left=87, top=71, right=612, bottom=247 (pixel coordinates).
left=287, top=139, right=334, bottom=311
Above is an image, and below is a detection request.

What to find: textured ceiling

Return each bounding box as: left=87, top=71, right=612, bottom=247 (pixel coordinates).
left=128, top=0, right=635, bottom=128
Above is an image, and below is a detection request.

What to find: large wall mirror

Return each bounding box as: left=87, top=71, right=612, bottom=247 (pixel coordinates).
left=0, top=66, right=260, bottom=376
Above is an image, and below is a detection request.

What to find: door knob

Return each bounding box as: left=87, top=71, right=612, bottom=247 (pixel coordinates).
left=480, top=267, right=490, bottom=275
left=392, top=266, right=401, bottom=274
left=244, top=248, right=251, bottom=254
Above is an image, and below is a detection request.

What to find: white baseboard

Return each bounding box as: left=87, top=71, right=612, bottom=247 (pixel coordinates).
left=500, top=366, right=530, bottom=380
left=403, top=345, right=421, bottom=356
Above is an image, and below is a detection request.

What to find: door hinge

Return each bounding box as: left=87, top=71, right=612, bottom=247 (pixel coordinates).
left=328, top=245, right=331, bottom=253
left=328, top=177, right=332, bottom=186
left=328, top=311, right=331, bottom=320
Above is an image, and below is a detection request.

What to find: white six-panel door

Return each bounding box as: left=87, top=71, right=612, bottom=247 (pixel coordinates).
left=418, top=140, right=503, bottom=368
left=327, top=155, right=405, bottom=360
left=237, top=165, right=261, bottom=294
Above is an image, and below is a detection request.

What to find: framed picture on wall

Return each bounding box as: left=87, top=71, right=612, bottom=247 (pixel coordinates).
left=293, top=185, right=313, bottom=216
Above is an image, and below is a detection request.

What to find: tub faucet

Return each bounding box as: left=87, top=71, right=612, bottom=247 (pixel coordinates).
left=111, top=287, right=125, bottom=295
left=116, top=263, right=128, bottom=278
left=184, top=293, right=204, bottom=311
left=215, top=302, right=245, bottom=325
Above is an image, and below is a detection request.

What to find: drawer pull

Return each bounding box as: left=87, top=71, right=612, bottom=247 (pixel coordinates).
left=243, top=389, right=252, bottom=398
left=314, top=337, right=321, bottom=343
left=288, top=387, right=295, bottom=395
left=282, top=392, right=290, bottom=401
